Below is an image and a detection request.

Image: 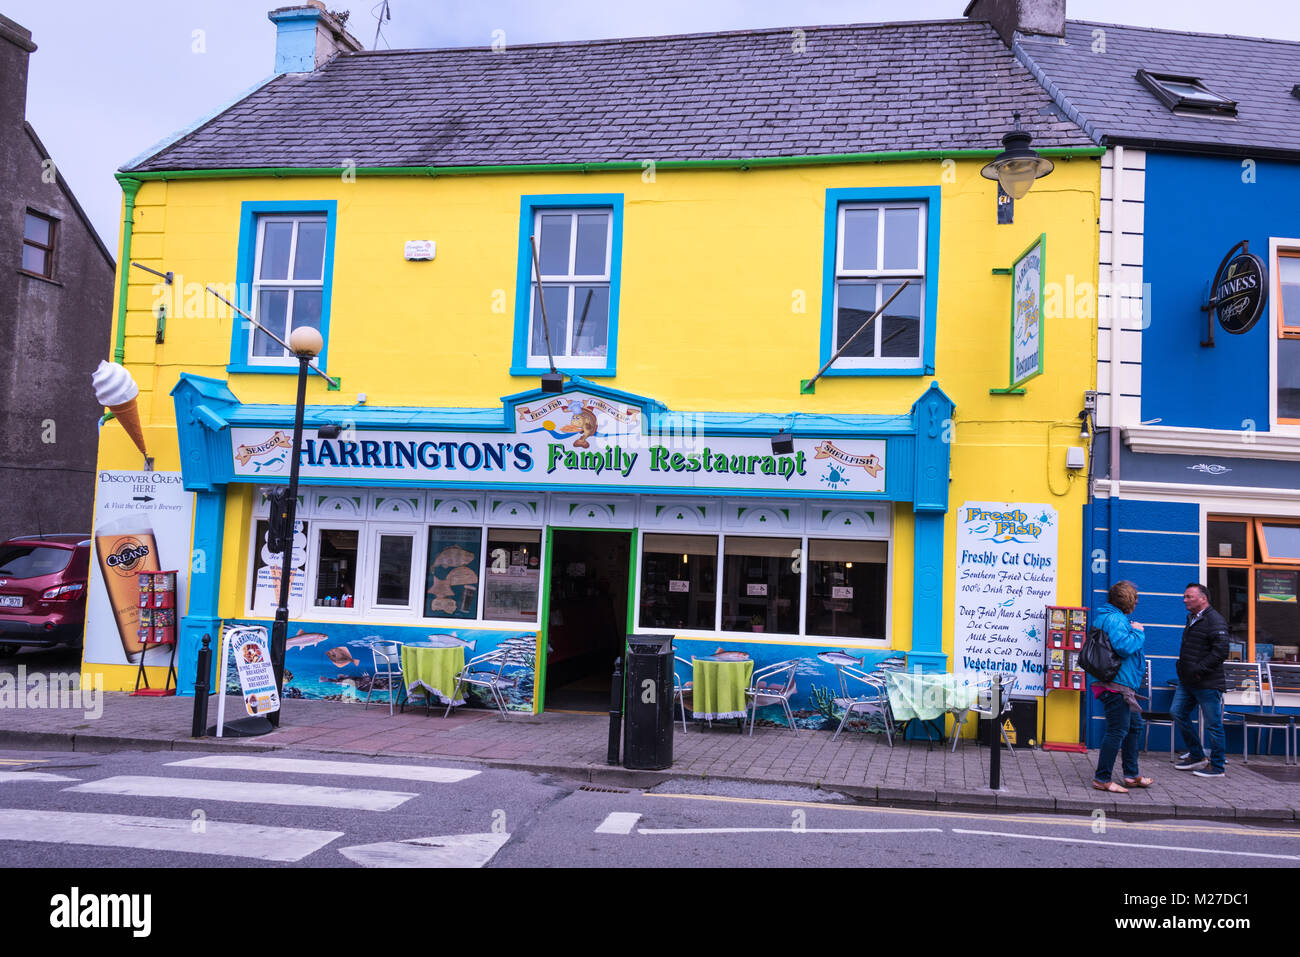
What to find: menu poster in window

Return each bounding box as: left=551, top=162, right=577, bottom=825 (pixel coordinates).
left=426, top=527, right=481, bottom=618
left=669, top=580, right=690, bottom=593
left=252, top=521, right=307, bottom=617
left=1257, top=570, right=1297, bottom=603
left=953, top=501, right=1058, bottom=697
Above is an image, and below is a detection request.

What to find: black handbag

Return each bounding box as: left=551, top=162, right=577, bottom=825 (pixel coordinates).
left=1079, top=626, right=1121, bottom=682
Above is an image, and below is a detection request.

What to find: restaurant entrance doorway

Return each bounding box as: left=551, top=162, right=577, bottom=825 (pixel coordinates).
left=543, top=529, right=632, bottom=713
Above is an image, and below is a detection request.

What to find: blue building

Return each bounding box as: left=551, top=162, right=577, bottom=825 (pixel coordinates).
left=993, top=9, right=1300, bottom=750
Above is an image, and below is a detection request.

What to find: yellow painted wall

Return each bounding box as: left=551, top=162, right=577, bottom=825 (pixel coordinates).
left=95, top=158, right=1101, bottom=727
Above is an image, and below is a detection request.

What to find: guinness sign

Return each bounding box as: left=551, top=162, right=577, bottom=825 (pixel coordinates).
left=1213, top=250, right=1267, bottom=335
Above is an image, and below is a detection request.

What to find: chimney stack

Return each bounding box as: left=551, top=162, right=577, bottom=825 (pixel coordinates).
left=964, top=0, right=1066, bottom=46
left=268, top=2, right=363, bottom=74
left=0, top=14, right=36, bottom=131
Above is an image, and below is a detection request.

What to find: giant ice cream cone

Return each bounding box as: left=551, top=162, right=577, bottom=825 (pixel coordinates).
left=93, top=361, right=148, bottom=458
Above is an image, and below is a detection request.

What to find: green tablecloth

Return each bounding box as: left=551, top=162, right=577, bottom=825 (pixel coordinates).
left=401, top=644, right=466, bottom=707
left=885, top=672, right=980, bottom=722
left=691, top=659, right=754, bottom=720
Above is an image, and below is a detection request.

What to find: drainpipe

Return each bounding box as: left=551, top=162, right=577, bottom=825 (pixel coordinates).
left=112, top=175, right=142, bottom=364
left=1108, top=147, right=1124, bottom=580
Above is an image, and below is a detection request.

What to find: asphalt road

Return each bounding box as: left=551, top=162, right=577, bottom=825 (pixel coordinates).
left=0, top=747, right=1297, bottom=870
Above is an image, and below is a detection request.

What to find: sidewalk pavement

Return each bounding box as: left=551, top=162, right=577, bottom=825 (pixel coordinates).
left=1, top=693, right=1297, bottom=822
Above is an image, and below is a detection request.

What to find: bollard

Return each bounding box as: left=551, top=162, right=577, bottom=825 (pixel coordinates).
left=606, top=656, right=623, bottom=765
left=191, top=634, right=212, bottom=738
left=989, top=673, right=1002, bottom=790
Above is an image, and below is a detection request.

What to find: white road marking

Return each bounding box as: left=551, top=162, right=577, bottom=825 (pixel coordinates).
left=594, top=812, right=642, bottom=834
left=339, top=833, right=511, bottom=868
left=67, top=776, right=417, bottom=812
left=951, top=828, right=1300, bottom=862
left=0, top=809, right=342, bottom=862
left=638, top=827, right=944, bottom=835
left=0, top=772, right=78, bottom=783
left=168, top=755, right=479, bottom=783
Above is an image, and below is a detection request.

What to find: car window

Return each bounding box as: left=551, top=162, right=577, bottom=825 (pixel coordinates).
left=0, top=546, right=73, bottom=579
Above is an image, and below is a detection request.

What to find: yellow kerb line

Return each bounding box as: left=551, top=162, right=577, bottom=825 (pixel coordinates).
left=646, top=792, right=1300, bottom=839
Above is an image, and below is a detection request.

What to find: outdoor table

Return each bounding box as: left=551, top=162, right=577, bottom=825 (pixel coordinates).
left=885, top=671, right=982, bottom=740
left=400, top=643, right=466, bottom=708
left=691, top=657, right=754, bottom=721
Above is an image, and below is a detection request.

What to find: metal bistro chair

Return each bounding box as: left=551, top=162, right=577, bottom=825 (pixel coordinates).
left=1137, top=659, right=1179, bottom=760
left=831, top=665, right=893, bottom=747
left=1265, top=662, right=1300, bottom=766
left=745, top=659, right=799, bottom=737
left=951, top=673, right=1019, bottom=755
left=363, top=639, right=403, bottom=716
left=1223, top=660, right=1294, bottom=764
left=672, top=656, right=693, bottom=733
left=444, top=646, right=528, bottom=720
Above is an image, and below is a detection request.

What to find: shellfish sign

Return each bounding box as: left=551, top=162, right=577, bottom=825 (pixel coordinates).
left=953, top=501, right=1058, bottom=697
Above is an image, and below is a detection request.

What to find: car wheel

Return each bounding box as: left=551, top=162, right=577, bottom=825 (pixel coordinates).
left=0, top=644, right=20, bottom=658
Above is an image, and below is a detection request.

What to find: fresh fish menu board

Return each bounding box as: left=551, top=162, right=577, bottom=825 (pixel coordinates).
left=953, top=501, right=1058, bottom=697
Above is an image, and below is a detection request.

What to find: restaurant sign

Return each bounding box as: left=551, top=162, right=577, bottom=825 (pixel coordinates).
left=1009, top=234, right=1045, bottom=389
left=230, top=393, right=887, bottom=496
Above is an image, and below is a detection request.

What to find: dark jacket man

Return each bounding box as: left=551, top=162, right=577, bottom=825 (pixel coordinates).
left=1176, top=603, right=1230, bottom=692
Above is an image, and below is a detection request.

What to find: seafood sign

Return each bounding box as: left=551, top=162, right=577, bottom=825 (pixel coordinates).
left=1010, top=235, right=1045, bottom=388
left=953, top=501, right=1057, bottom=697
left=813, top=441, right=883, bottom=478
left=234, top=431, right=293, bottom=466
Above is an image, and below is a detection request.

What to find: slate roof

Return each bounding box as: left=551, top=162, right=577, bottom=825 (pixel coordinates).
left=1016, top=20, right=1300, bottom=158
left=125, top=19, right=1093, bottom=172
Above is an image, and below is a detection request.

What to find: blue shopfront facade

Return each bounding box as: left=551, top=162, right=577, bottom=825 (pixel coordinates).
left=1085, top=152, right=1300, bottom=752
left=171, top=374, right=955, bottom=723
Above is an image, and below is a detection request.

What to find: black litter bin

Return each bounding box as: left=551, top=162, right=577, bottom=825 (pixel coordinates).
left=622, top=634, right=675, bottom=770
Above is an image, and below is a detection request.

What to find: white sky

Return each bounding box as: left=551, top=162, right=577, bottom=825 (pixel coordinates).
left=9, top=0, right=1300, bottom=249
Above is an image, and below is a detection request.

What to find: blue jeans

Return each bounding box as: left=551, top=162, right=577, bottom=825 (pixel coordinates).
left=1095, top=690, right=1144, bottom=783
left=1171, top=684, right=1226, bottom=772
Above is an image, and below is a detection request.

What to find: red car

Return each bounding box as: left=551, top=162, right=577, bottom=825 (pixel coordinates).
left=0, top=534, right=91, bottom=657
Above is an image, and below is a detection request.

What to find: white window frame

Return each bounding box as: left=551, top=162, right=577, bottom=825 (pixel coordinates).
left=363, top=524, right=424, bottom=619
left=305, top=520, right=365, bottom=620
left=1271, top=238, right=1300, bottom=432
left=527, top=208, right=613, bottom=368
left=832, top=202, right=927, bottom=370
left=247, top=214, right=328, bottom=368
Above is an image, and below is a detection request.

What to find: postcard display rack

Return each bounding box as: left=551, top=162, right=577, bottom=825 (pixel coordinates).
left=131, top=569, right=178, bottom=696
left=1042, top=604, right=1088, bottom=753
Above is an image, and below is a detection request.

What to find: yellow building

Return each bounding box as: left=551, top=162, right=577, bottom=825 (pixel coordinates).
left=87, top=7, right=1102, bottom=740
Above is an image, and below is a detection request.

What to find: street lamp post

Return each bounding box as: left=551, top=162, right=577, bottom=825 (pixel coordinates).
left=268, top=326, right=323, bottom=729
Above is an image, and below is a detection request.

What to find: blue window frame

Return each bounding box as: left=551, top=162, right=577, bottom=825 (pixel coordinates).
left=819, top=187, right=940, bottom=376
left=228, top=200, right=337, bottom=376
left=511, top=194, right=623, bottom=378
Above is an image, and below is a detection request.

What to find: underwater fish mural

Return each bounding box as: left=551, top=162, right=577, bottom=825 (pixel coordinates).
left=286, top=629, right=329, bottom=652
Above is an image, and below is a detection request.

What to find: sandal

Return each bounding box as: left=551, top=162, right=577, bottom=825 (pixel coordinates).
left=1093, top=780, right=1128, bottom=793
left=1123, top=776, right=1154, bottom=788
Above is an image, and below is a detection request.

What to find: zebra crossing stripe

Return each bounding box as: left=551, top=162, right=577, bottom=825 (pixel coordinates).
left=167, top=755, right=479, bottom=783
left=0, top=772, right=78, bottom=783
left=67, top=776, right=417, bottom=812
left=0, top=809, right=342, bottom=862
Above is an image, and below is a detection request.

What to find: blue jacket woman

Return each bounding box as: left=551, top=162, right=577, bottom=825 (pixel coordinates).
left=1092, top=581, right=1152, bottom=793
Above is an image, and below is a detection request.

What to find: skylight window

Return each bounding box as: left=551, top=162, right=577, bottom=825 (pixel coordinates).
left=1136, top=70, right=1237, bottom=116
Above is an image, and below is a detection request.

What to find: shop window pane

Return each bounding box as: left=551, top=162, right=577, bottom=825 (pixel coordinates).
left=538, top=214, right=572, bottom=275
left=292, top=221, right=327, bottom=281
left=425, top=526, right=482, bottom=618
left=574, top=213, right=609, bottom=276
left=483, top=528, right=541, bottom=622
left=1255, top=569, right=1299, bottom=662
left=805, top=539, right=888, bottom=640
left=880, top=281, right=922, bottom=359
left=882, top=207, right=920, bottom=270
left=1259, top=523, right=1300, bottom=562
left=530, top=284, right=570, bottom=357
left=259, top=221, right=293, bottom=280
left=1206, top=567, right=1249, bottom=661
left=570, top=285, right=609, bottom=357
left=1207, top=521, right=1247, bottom=561
left=841, top=208, right=879, bottom=270
left=721, top=536, right=800, bottom=635
left=313, top=528, right=357, bottom=607
left=253, top=289, right=289, bottom=357
left=639, top=534, right=717, bottom=630
left=374, top=534, right=413, bottom=606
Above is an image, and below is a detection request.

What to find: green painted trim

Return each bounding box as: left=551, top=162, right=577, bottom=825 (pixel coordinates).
left=536, top=526, right=555, bottom=714
left=112, top=176, right=141, bottom=364
left=121, top=147, right=1105, bottom=182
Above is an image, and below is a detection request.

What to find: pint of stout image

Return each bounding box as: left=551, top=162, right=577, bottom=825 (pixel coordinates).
left=95, top=513, right=161, bottom=663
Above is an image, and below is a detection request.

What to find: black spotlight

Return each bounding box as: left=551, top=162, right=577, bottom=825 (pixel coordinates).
left=541, top=372, right=564, bottom=394
left=317, top=424, right=343, bottom=439
left=771, top=430, right=794, bottom=456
